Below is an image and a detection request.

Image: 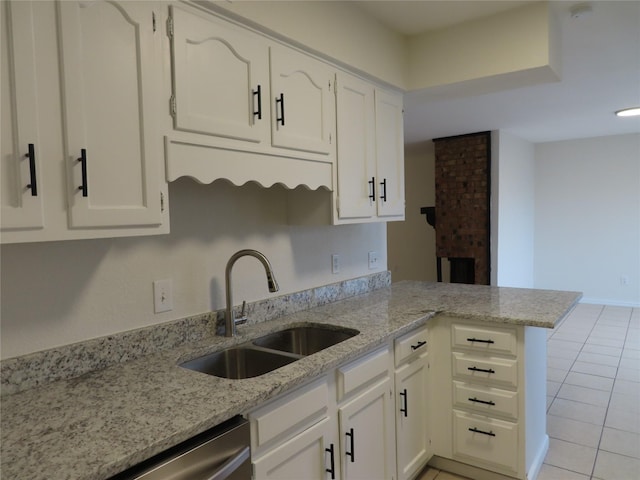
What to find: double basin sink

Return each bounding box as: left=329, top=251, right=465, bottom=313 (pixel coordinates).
left=180, top=325, right=359, bottom=380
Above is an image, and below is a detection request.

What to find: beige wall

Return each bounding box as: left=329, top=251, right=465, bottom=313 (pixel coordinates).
left=210, top=0, right=409, bottom=89
left=387, top=142, right=436, bottom=282
left=1, top=180, right=387, bottom=359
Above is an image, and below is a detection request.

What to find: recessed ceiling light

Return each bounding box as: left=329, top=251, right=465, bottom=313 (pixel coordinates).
left=615, top=107, right=640, bottom=117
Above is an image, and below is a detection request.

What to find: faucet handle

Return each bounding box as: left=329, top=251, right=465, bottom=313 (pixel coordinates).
left=235, top=300, right=248, bottom=325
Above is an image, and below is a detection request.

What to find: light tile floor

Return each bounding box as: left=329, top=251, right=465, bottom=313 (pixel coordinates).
left=417, top=304, right=640, bottom=480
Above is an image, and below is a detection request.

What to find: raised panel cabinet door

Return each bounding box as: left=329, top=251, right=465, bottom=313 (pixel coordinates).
left=270, top=45, right=334, bottom=156
left=57, top=0, right=162, bottom=228
left=395, top=354, right=430, bottom=480
left=375, top=89, right=405, bottom=219
left=339, top=378, right=396, bottom=480
left=170, top=5, right=269, bottom=144
left=253, top=417, right=337, bottom=480
left=335, top=73, right=376, bottom=220
left=1, top=0, right=44, bottom=231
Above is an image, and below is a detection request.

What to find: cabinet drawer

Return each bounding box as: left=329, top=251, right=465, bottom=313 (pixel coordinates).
left=452, top=381, right=518, bottom=420
left=337, top=346, right=390, bottom=400
left=453, top=410, right=518, bottom=473
left=250, top=377, right=329, bottom=449
left=452, top=353, right=517, bottom=388
left=394, top=325, right=428, bottom=366
left=452, top=323, right=517, bottom=356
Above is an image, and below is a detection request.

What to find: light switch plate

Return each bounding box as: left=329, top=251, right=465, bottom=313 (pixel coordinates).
left=153, top=279, right=173, bottom=313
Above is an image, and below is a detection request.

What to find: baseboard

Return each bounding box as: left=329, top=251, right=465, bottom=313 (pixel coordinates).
left=580, top=297, right=640, bottom=308
left=527, top=434, right=549, bottom=480
left=427, top=456, right=516, bottom=480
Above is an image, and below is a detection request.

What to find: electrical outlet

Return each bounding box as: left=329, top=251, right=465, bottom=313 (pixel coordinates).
left=153, top=279, right=173, bottom=313
left=331, top=254, right=340, bottom=274
left=620, top=275, right=629, bottom=286
left=368, top=251, right=379, bottom=270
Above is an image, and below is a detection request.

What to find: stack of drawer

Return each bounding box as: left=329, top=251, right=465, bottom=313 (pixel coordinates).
left=450, top=322, right=520, bottom=475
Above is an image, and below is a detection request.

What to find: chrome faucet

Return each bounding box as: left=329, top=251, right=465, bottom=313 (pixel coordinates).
left=224, top=249, right=279, bottom=337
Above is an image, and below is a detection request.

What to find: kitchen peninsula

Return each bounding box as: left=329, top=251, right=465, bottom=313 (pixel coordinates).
left=1, top=279, right=580, bottom=480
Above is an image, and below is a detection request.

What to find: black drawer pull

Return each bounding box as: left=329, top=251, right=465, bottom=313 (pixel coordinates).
left=345, top=428, right=355, bottom=462
left=380, top=178, right=387, bottom=202
left=411, top=340, right=426, bottom=350
left=368, top=177, right=376, bottom=201
left=468, top=397, right=496, bottom=406
left=399, top=389, right=408, bottom=417
left=469, top=427, right=495, bottom=437
left=467, top=337, right=495, bottom=344
left=25, top=143, right=38, bottom=196
left=77, top=148, right=88, bottom=197
left=252, top=85, right=262, bottom=120
left=468, top=366, right=495, bottom=374
left=325, top=443, right=336, bottom=479
left=275, top=93, right=285, bottom=126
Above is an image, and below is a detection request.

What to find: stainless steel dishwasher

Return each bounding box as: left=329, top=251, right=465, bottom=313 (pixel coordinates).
left=110, top=416, right=251, bottom=480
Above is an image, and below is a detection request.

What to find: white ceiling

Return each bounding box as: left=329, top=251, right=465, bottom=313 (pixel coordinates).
left=356, top=1, right=640, bottom=144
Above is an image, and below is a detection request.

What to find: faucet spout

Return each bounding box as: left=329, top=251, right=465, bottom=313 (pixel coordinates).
left=224, top=249, right=279, bottom=337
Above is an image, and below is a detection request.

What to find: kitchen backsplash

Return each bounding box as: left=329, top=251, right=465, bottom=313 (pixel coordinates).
left=0, top=271, right=391, bottom=396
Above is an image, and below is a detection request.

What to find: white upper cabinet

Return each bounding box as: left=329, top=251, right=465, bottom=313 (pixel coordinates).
left=58, top=0, right=163, bottom=228
left=334, top=71, right=405, bottom=223
left=269, top=45, right=334, bottom=156
left=169, top=5, right=269, bottom=144
left=374, top=89, right=405, bottom=218
left=1, top=0, right=168, bottom=244
left=335, top=73, right=377, bottom=220
left=1, top=1, right=44, bottom=230
left=165, top=5, right=335, bottom=190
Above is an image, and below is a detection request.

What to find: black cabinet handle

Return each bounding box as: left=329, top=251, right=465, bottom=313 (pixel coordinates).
left=276, top=93, right=285, bottom=126
left=468, top=366, right=495, bottom=374
left=252, top=85, right=262, bottom=120
left=400, top=389, right=408, bottom=417
left=368, top=177, right=376, bottom=201
left=380, top=178, right=387, bottom=202
left=77, top=148, right=88, bottom=197
left=25, top=143, right=37, bottom=196
left=411, top=340, right=427, bottom=351
left=468, top=397, right=496, bottom=406
left=467, top=337, right=495, bottom=344
left=345, top=428, right=355, bottom=462
left=325, top=443, right=335, bottom=479
left=469, top=427, right=496, bottom=437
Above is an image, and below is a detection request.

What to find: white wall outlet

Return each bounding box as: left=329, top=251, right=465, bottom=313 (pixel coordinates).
left=620, top=275, right=629, bottom=286
left=153, top=279, right=173, bottom=313
left=368, top=251, right=379, bottom=270
left=331, top=254, right=340, bottom=274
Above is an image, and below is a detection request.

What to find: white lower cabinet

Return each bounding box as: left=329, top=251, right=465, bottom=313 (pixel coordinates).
left=339, top=378, right=395, bottom=479
left=394, top=326, right=431, bottom=480
left=253, top=417, right=335, bottom=480
left=249, top=346, right=397, bottom=480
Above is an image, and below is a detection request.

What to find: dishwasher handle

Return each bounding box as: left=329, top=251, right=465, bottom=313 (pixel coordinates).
left=206, top=446, right=250, bottom=480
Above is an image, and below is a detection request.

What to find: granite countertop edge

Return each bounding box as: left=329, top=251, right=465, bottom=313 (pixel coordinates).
left=0, top=281, right=582, bottom=480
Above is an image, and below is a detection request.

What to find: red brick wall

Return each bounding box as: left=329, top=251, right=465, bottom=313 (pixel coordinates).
left=434, top=132, right=491, bottom=285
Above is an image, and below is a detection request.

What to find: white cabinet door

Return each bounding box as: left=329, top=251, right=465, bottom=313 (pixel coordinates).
left=339, top=378, right=395, bottom=480
left=269, top=46, right=334, bottom=156
left=1, top=0, right=44, bottom=230
left=375, top=89, right=404, bottom=218
left=253, top=417, right=336, bottom=480
left=335, top=72, right=376, bottom=220
left=169, top=6, right=269, bottom=144
left=58, top=0, right=162, bottom=228
left=395, top=353, right=430, bottom=480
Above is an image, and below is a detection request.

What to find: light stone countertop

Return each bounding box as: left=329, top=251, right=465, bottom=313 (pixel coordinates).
left=0, top=281, right=581, bottom=480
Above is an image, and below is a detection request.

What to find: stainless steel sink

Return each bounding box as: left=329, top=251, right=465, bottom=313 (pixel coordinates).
left=180, top=324, right=359, bottom=379
left=252, top=325, right=359, bottom=356
left=180, top=347, right=298, bottom=380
